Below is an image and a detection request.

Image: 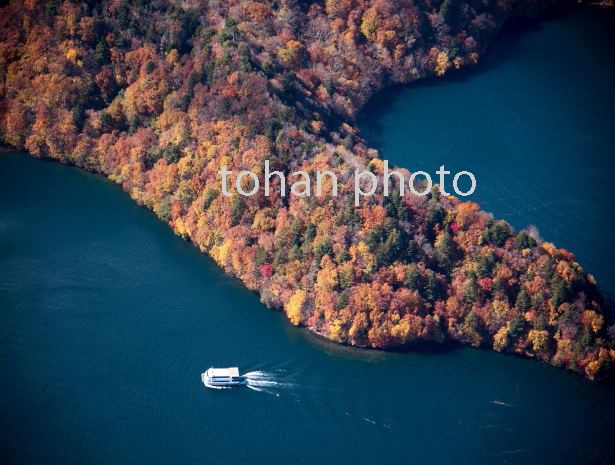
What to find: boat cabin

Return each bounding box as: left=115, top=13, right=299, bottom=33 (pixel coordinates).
left=202, top=367, right=241, bottom=386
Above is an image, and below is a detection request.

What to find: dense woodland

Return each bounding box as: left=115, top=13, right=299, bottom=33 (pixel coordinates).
left=1, top=0, right=614, bottom=380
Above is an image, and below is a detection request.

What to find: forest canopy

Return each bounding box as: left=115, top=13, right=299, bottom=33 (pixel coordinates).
left=1, top=0, right=613, bottom=380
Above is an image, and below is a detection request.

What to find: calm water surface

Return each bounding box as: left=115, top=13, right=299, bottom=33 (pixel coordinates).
left=2, top=7, right=615, bottom=465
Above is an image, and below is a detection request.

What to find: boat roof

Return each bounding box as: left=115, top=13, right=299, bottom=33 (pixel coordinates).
left=210, top=367, right=239, bottom=377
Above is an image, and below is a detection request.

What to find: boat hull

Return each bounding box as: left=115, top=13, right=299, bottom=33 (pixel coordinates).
left=201, top=370, right=241, bottom=386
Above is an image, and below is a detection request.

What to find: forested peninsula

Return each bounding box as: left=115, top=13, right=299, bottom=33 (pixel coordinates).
left=1, top=0, right=613, bottom=380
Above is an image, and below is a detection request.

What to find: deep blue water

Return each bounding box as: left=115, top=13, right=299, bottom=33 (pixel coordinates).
left=2, top=6, right=615, bottom=465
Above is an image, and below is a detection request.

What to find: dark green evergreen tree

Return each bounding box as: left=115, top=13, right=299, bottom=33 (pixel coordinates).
left=580, top=327, right=592, bottom=349
left=202, top=189, right=219, bottom=211
left=439, top=0, right=459, bottom=24
left=289, top=218, right=302, bottom=246
left=482, top=221, right=511, bottom=247
left=72, top=104, right=86, bottom=132
left=435, top=228, right=454, bottom=271
left=145, top=26, right=157, bottom=44
left=304, top=223, right=317, bottom=243
left=364, top=225, right=382, bottom=253
left=95, top=39, right=111, bottom=65
left=516, top=287, right=530, bottom=313
left=515, top=231, right=537, bottom=250
left=464, top=270, right=478, bottom=305
left=464, top=310, right=479, bottom=333
left=116, top=3, right=130, bottom=29
left=427, top=204, right=445, bottom=230
left=508, top=313, right=526, bottom=340
left=335, top=249, right=350, bottom=264
left=154, top=196, right=172, bottom=222
left=324, top=77, right=334, bottom=95
left=404, top=263, right=420, bottom=291
left=314, top=238, right=333, bottom=263
left=424, top=270, right=440, bottom=303
left=448, top=38, right=460, bottom=59
left=162, top=143, right=180, bottom=164
left=550, top=275, right=570, bottom=310
left=379, top=227, right=403, bottom=265
left=231, top=195, right=246, bottom=226
left=254, top=246, right=268, bottom=266
left=289, top=245, right=302, bottom=262
left=338, top=267, right=353, bottom=290
left=45, top=0, right=59, bottom=17
left=273, top=251, right=285, bottom=268
left=127, top=114, right=139, bottom=136
left=405, top=239, right=417, bottom=263
left=476, top=251, right=495, bottom=278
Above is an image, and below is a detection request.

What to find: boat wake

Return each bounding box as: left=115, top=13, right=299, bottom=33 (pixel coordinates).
left=241, top=371, right=295, bottom=395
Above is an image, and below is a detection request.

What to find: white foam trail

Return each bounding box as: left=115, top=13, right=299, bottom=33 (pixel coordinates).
left=243, top=371, right=270, bottom=379
left=245, top=379, right=280, bottom=387
left=246, top=383, right=280, bottom=396
left=241, top=371, right=295, bottom=394
left=245, top=384, right=266, bottom=392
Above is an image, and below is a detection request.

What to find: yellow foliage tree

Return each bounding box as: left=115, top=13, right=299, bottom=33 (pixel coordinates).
left=278, top=40, right=303, bottom=68
left=287, top=289, right=307, bottom=325
left=325, top=0, right=345, bottom=18
left=493, top=326, right=509, bottom=352
left=541, top=242, right=561, bottom=260
left=348, top=312, right=368, bottom=343
left=218, top=240, right=232, bottom=267
left=556, top=260, right=575, bottom=282
left=434, top=51, right=451, bottom=76
left=166, top=49, right=179, bottom=65
left=581, top=310, right=604, bottom=334
left=390, top=318, right=411, bottom=342
left=315, top=255, right=338, bottom=294
left=360, top=10, right=379, bottom=39
left=328, top=319, right=344, bottom=342
left=492, top=300, right=510, bottom=319
left=65, top=48, right=78, bottom=62
left=252, top=210, right=275, bottom=231
left=528, top=330, right=549, bottom=351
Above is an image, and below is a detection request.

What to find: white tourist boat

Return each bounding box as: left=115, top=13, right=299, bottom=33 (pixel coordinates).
left=202, top=367, right=241, bottom=386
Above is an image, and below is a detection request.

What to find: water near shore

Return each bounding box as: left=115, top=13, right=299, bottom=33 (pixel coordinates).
left=2, top=6, right=615, bottom=465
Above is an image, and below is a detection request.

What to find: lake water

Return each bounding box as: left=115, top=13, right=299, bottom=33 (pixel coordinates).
left=2, top=6, right=615, bottom=465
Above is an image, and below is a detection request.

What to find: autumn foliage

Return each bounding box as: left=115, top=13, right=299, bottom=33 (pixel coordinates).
left=1, top=0, right=613, bottom=380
